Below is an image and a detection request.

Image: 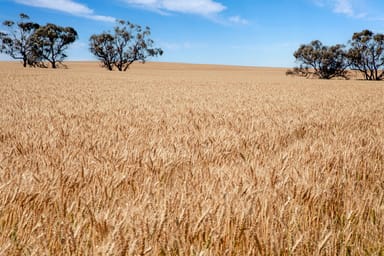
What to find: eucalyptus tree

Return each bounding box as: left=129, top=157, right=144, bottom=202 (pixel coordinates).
left=347, top=29, right=384, bottom=80
left=0, top=13, right=40, bottom=67
left=90, top=20, right=163, bottom=71
left=31, top=23, right=78, bottom=68
left=291, top=40, right=348, bottom=79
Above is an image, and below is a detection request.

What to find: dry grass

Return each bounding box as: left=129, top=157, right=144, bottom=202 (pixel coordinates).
left=0, top=61, right=383, bottom=255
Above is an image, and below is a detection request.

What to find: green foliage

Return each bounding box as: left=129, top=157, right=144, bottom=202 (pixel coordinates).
left=347, top=29, right=384, bottom=80
left=89, top=20, right=163, bottom=71
left=89, top=33, right=116, bottom=71
left=292, top=29, right=384, bottom=81
left=292, top=40, right=348, bottom=79
left=0, top=13, right=40, bottom=67
left=31, top=23, right=78, bottom=68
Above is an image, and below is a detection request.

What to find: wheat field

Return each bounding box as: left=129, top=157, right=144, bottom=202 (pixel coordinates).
left=0, top=61, right=383, bottom=255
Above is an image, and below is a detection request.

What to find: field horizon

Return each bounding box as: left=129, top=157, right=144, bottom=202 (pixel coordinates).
left=0, top=61, right=383, bottom=255
left=0, top=60, right=290, bottom=69
left=0, top=60, right=368, bottom=80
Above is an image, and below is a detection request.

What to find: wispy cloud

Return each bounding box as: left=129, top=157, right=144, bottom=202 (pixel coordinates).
left=228, top=16, right=249, bottom=25
left=313, top=0, right=367, bottom=18
left=123, top=0, right=226, bottom=16
left=14, top=0, right=115, bottom=22
left=333, top=0, right=354, bottom=15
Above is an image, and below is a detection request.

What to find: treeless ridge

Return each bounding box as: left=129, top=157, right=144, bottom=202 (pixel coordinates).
left=0, top=61, right=383, bottom=255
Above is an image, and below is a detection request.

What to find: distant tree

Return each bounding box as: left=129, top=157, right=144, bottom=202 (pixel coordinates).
left=291, top=40, right=349, bottom=79
left=89, top=33, right=116, bottom=71
left=286, top=66, right=310, bottom=77
left=0, top=13, right=40, bottom=67
left=89, top=20, right=163, bottom=71
left=31, top=23, right=78, bottom=68
left=347, top=29, right=384, bottom=80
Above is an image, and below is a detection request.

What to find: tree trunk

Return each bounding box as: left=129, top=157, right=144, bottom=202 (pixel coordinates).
left=123, top=60, right=135, bottom=71
left=117, top=62, right=122, bottom=71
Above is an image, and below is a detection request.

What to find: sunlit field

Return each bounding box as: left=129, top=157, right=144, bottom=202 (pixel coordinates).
left=0, top=61, right=383, bottom=255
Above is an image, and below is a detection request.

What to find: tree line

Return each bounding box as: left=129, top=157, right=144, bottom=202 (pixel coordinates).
left=287, top=30, right=384, bottom=80
left=1, top=14, right=383, bottom=79
left=0, top=13, right=163, bottom=71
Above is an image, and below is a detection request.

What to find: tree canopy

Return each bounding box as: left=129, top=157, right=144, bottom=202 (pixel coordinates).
left=89, top=33, right=117, bottom=71
left=31, top=23, right=78, bottom=69
left=0, top=13, right=40, bottom=67
left=347, top=29, right=384, bottom=80
left=290, top=29, right=384, bottom=80
left=291, top=40, right=348, bottom=79
left=89, top=20, right=163, bottom=71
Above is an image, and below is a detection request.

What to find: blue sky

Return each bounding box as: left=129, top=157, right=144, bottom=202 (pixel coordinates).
left=1, top=0, right=384, bottom=67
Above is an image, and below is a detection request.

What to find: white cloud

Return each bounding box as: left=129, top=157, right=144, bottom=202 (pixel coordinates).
left=333, top=0, right=354, bottom=16
left=313, top=0, right=367, bottom=18
left=229, top=16, right=248, bottom=25
left=124, top=0, right=226, bottom=16
left=14, top=0, right=115, bottom=22
left=87, top=15, right=115, bottom=22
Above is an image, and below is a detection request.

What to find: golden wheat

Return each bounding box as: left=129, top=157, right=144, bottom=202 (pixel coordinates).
left=0, top=62, right=383, bottom=255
